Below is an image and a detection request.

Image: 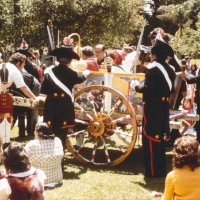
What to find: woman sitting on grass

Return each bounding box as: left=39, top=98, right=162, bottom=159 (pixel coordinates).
left=162, top=135, right=200, bottom=200
left=0, top=142, right=45, bottom=200
left=25, top=122, right=64, bottom=188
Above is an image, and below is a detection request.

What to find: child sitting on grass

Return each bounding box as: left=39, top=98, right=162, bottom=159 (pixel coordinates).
left=0, top=142, right=46, bottom=200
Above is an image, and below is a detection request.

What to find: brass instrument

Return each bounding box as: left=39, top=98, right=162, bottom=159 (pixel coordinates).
left=68, top=33, right=81, bottom=56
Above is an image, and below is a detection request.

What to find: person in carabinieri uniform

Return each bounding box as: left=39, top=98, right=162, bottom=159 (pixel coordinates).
left=41, top=38, right=90, bottom=148
left=130, top=40, right=176, bottom=177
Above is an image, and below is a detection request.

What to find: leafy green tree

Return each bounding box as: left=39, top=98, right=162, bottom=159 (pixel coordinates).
left=17, top=0, right=144, bottom=49
left=0, top=0, right=199, bottom=58
left=170, top=20, right=200, bottom=58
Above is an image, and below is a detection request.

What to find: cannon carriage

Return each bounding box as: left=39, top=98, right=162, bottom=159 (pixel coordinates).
left=13, top=70, right=199, bottom=167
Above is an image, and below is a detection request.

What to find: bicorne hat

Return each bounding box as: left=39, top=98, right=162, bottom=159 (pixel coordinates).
left=49, top=36, right=80, bottom=60
left=151, top=40, right=174, bottom=59
left=49, top=46, right=80, bottom=60
left=16, top=37, right=35, bottom=58
left=16, top=49, right=35, bottom=58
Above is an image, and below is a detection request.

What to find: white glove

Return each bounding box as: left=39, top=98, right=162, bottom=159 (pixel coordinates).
left=130, top=79, right=140, bottom=90
left=82, top=69, right=91, bottom=77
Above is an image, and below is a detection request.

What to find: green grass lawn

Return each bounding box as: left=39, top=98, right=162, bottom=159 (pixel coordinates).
left=0, top=127, right=173, bottom=200
left=43, top=148, right=172, bottom=200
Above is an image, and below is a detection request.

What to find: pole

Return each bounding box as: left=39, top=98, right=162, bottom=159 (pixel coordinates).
left=130, top=19, right=147, bottom=76
left=57, top=30, right=60, bottom=48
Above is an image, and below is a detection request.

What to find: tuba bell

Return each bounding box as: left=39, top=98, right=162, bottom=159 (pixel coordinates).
left=68, top=33, right=81, bottom=56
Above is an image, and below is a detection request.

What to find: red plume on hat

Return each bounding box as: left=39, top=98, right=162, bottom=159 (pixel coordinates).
left=63, top=37, right=74, bottom=46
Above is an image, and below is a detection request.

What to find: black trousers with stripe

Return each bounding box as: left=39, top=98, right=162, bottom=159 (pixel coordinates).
left=142, top=134, right=166, bottom=178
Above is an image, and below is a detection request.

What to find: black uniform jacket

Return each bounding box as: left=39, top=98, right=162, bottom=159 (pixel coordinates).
left=135, top=61, right=176, bottom=141
left=24, top=60, right=40, bottom=82
left=41, top=64, right=86, bottom=129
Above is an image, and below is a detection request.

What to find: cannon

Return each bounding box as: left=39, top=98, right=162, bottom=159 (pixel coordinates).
left=13, top=70, right=199, bottom=166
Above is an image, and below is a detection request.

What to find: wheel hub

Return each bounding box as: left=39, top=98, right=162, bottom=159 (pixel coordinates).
left=87, top=112, right=116, bottom=138
left=88, top=120, right=105, bottom=137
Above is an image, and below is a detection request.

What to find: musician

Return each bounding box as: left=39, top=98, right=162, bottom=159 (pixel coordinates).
left=130, top=41, right=176, bottom=177
left=9, top=55, right=40, bottom=138
left=41, top=45, right=90, bottom=147
left=0, top=53, right=36, bottom=99
left=16, top=39, right=41, bottom=82
left=0, top=53, right=36, bottom=143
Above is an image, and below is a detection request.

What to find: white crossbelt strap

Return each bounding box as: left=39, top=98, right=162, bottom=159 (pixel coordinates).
left=147, top=61, right=172, bottom=91
left=48, top=69, right=74, bottom=102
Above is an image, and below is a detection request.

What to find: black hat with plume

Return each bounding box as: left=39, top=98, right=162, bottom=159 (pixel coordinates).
left=49, top=37, right=80, bottom=60
left=151, top=39, right=174, bottom=60
left=16, top=36, right=35, bottom=58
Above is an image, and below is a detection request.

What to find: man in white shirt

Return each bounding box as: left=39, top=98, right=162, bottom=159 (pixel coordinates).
left=0, top=53, right=36, bottom=98
left=0, top=53, right=37, bottom=143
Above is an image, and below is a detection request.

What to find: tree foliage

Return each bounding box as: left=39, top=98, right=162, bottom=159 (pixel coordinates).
left=0, top=0, right=199, bottom=58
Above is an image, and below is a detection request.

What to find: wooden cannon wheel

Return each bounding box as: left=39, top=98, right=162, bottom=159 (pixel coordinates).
left=66, top=85, right=137, bottom=166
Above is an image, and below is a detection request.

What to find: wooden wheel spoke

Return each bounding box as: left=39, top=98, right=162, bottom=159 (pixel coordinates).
left=89, top=100, right=97, bottom=116
left=75, top=119, right=89, bottom=126
left=75, top=99, right=94, bottom=120
left=71, top=85, right=138, bottom=166
left=91, top=141, right=98, bottom=162
left=106, top=100, right=122, bottom=117
left=74, top=102, right=84, bottom=111
left=76, top=138, right=90, bottom=153
left=75, top=99, right=92, bottom=111
left=93, top=91, right=104, bottom=112
left=105, top=137, right=126, bottom=153
left=102, top=139, right=111, bottom=163
left=82, top=110, right=93, bottom=121
left=113, top=115, right=131, bottom=123
left=114, top=130, right=132, bottom=145
left=67, top=130, right=85, bottom=137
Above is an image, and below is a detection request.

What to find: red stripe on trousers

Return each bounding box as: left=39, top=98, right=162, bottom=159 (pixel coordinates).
left=149, top=139, right=154, bottom=176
